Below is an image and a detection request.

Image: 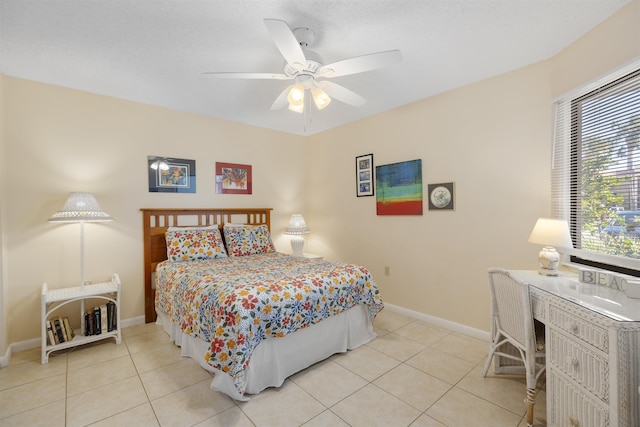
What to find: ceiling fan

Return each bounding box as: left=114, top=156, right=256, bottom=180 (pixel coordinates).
left=204, top=19, right=402, bottom=119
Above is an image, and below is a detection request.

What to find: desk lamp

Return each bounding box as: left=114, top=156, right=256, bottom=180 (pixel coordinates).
left=528, top=218, right=572, bottom=276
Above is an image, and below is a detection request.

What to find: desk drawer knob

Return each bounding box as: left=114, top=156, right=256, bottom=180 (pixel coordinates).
left=566, top=356, right=579, bottom=370
left=567, top=322, right=579, bottom=334
left=569, top=416, right=580, bottom=426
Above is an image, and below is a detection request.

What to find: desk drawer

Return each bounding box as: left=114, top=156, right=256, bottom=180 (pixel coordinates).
left=549, top=367, right=609, bottom=427
left=548, top=328, right=609, bottom=402
left=548, top=304, right=609, bottom=353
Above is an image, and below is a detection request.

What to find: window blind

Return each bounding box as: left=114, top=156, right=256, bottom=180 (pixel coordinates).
left=552, top=62, right=640, bottom=274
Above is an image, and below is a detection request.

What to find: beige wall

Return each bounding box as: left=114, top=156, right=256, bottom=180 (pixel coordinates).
left=1, top=0, right=639, bottom=350
left=2, top=78, right=306, bottom=343
left=305, top=62, right=553, bottom=330
left=302, top=0, right=639, bottom=332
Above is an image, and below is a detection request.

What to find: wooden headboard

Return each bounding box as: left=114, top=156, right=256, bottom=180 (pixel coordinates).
left=141, top=208, right=273, bottom=322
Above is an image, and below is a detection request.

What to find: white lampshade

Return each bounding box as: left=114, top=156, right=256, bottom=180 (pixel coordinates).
left=49, top=192, right=113, bottom=223
left=311, top=87, right=331, bottom=110
left=528, top=218, right=572, bottom=248
left=285, top=214, right=310, bottom=235
left=287, top=84, right=305, bottom=106
left=528, top=218, right=572, bottom=276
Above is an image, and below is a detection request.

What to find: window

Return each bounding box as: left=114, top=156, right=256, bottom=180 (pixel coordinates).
left=553, top=65, right=640, bottom=275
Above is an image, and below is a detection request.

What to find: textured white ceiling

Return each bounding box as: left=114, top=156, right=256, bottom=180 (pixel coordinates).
left=0, top=0, right=629, bottom=135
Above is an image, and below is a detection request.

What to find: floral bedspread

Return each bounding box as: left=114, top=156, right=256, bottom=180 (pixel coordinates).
left=155, top=252, right=383, bottom=396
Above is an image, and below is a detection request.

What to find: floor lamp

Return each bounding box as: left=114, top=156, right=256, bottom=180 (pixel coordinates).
left=49, top=192, right=113, bottom=334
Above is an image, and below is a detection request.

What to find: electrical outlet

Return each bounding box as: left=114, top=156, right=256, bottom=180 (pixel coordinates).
left=384, top=266, right=390, bottom=276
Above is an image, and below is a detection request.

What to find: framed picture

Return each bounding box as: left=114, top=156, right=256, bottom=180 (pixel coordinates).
left=428, top=182, right=455, bottom=210
left=375, top=159, right=423, bottom=215
left=148, top=156, right=196, bottom=193
left=356, top=153, right=374, bottom=197
left=216, top=162, right=252, bottom=194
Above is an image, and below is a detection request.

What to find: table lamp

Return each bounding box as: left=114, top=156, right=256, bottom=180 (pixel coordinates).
left=528, top=218, right=572, bottom=276
left=284, top=214, right=310, bottom=257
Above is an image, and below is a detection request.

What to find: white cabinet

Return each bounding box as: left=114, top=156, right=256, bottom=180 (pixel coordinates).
left=513, top=270, right=640, bottom=427
left=41, top=274, right=121, bottom=364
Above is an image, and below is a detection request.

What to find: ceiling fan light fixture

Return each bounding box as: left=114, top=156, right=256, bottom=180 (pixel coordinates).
left=287, top=84, right=305, bottom=106
left=288, top=102, right=304, bottom=113
left=311, top=87, right=331, bottom=110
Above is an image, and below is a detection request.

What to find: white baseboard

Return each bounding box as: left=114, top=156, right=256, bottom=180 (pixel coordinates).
left=383, top=303, right=490, bottom=341
left=0, top=315, right=147, bottom=368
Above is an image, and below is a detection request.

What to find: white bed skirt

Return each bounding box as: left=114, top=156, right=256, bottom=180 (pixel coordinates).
left=156, top=304, right=376, bottom=401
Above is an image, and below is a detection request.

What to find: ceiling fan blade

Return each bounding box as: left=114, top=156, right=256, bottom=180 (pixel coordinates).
left=318, top=50, right=402, bottom=78
left=316, top=80, right=366, bottom=107
left=270, top=85, right=293, bottom=110
left=263, top=18, right=307, bottom=69
left=203, top=72, right=291, bottom=80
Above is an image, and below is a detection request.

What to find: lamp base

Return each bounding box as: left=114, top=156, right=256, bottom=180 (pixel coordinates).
left=538, top=267, right=559, bottom=276
left=538, top=246, right=560, bottom=276
left=290, top=235, right=305, bottom=257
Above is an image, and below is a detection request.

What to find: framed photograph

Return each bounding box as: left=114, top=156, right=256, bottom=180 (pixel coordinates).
left=356, top=154, right=374, bottom=197
left=428, top=182, right=455, bottom=211
left=216, top=162, right=252, bottom=194
left=375, top=159, right=423, bottom=215
left=148, top=156, right=196, bottom=193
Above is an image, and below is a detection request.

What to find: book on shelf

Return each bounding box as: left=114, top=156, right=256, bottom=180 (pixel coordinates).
left=62, top=317, right=74, bottom=341
left=57, top=316, right=68, bottom=342
left=46, top=319, right=57, bottom=345
left=107, top=301, right=116, bottom=332
left=84, top=309, right=96, bottom=336
left=93, top=306, right=101, bottom=335
left=100, top=304, right=108, bottom=335
left=53, top=318, right=65, bottom=343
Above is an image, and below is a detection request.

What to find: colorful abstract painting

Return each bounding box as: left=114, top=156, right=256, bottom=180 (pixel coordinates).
left=375, top=159, right=423, bottom=215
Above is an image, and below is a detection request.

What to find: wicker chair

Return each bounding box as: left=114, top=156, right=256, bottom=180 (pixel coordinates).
left=482, top=268, right=546, bottom=427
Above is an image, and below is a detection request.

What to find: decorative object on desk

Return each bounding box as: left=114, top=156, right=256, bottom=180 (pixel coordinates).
left=356, top=153, right=374, bottom=197
left=427, top=182, right=454, bottom=211
left=528, top=218, right=572, bottom=276
left=375, top=159, right=423, bottom=215
left=216, top=162, right=252, bottom=194
left=285, top=214, right=310, bottom=257
left=148, top=156, right=196, bottom=193
left=625, top=279, right=640, bottom=298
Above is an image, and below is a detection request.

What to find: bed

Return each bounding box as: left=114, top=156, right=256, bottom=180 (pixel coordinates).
left=141, top=208, right=383, bottom=400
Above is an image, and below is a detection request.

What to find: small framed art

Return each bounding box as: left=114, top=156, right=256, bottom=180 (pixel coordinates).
left=216, top=162, right=252, bottom=194
left=148, top=156, right=196, bottom=193
left=428, top=182, right=455, bottom=210
left=356, top=154, right=374, bottom=197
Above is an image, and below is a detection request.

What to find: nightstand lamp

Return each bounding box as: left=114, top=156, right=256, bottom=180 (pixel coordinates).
left=49, top=192, right=114, bottom=288
left=528, top=218, right=572, bottom=276
left=285, top=214, right=310, bottom=257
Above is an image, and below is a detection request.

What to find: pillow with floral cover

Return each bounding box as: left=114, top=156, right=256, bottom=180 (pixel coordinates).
left=223, top=223, right=276, bottom=256
left=165, top=225, right=228, bottom=261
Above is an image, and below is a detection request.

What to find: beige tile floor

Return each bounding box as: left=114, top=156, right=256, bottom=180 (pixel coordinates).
left=0, top=310, right=546, bottom=426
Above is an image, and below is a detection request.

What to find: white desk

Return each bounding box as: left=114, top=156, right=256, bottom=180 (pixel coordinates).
left=509, top=270, right=640, bottom=427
